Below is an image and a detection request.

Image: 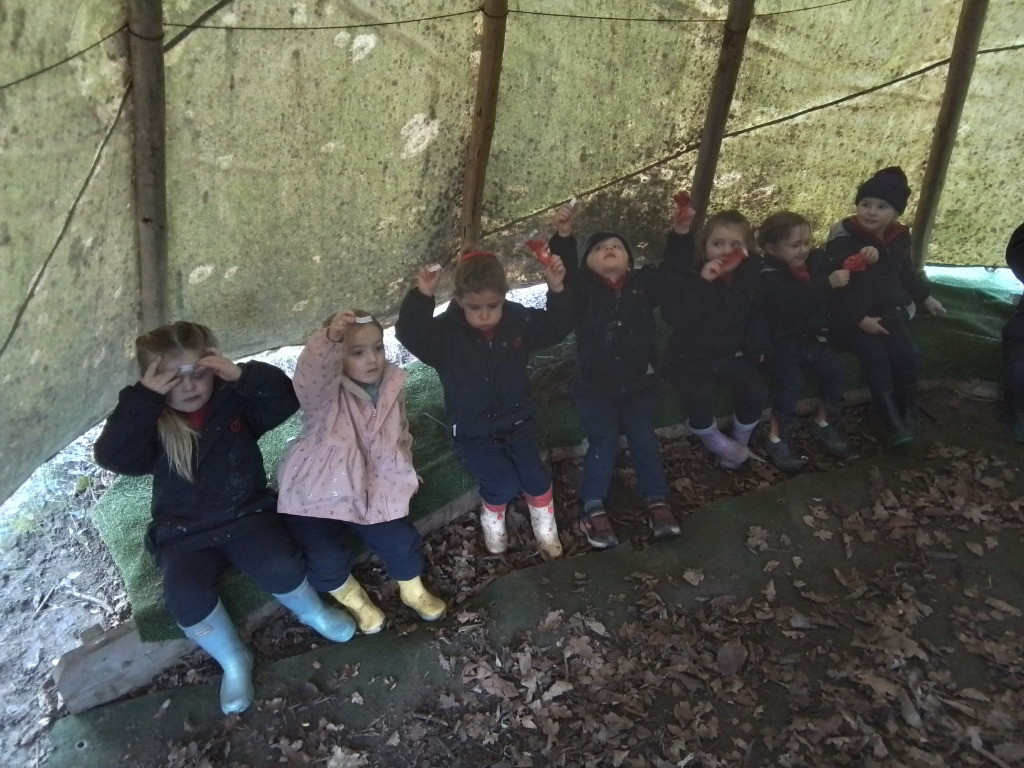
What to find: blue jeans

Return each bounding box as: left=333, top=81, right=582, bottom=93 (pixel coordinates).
left=767, top=337, right=846, bottom=438
left=573, top=383, right=668, bottom=502
left=452, top=422, right=550, bottom=506
left=281, top=514, right=426, bottom=591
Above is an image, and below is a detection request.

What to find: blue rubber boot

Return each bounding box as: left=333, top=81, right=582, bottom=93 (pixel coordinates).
left=180, top=600, right=255, bottom=715
left=274, top=579, right=357, bottom=643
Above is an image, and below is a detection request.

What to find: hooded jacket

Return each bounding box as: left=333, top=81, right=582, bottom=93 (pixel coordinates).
left=659, top=231, right=772, bottom=369
left=548, top=232, right=667, bottom=396
left=824, top=217, right=931, bottom=329
left=276, top=328, right=418, bottom=525
left=93, top=361, right=299, bottom=554
left=396, top=288, right=573, bottom=440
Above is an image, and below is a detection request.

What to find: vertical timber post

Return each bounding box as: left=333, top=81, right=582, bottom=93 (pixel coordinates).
left=127, top=0, right=168, bottom=329
left=911, top=0, right=988, bottom=268
left=690, top=0, right=755, bottom=229
left=460, top=0, right=508, bottom=252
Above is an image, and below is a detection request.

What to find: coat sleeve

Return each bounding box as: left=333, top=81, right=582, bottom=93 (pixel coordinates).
left=293, top=328, right=344, bottom=415
left=234, top=361, right=300, bottom=437
left=396, top=289, right=444, bottom=368
left=92, top=383, right=166, bottom=475
left=524, top=289, right=575, bottom=351
left=548, top=234, right=580, bottom=286
left=895, top=233, right=931, bottom=306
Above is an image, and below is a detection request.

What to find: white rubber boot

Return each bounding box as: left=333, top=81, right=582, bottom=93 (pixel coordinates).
left=527, top=500, right=564, bottom=559
left=689, top=421, right=750, bottom=470
left=180, top=600, right=255, bottom=715
left=480, top=504, right=509, bottom=554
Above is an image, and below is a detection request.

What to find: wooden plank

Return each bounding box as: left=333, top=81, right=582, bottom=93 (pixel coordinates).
left=127, top=0, right=169, bottom=329
left=459, top=0, right=508, bottom=252
left=690, top=0, right=755, bottom=229
left=911, top=0, right=989, bottom=268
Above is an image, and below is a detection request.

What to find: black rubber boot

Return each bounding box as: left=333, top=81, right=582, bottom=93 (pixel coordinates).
left=875, top=391, right=914, bottom=446
left=897, top=384, right=920, bottom=434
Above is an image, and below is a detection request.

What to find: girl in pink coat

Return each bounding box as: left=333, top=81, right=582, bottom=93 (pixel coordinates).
left=277, top=309, right=445, bottom=633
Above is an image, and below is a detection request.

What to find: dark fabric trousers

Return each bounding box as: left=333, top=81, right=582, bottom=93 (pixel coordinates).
left=572, top=382, right=668, bottom=502
left=830, top=316, right=919, bottom=398
left=1004, top=311, right=1024, bottom=396
left=672, top=355, right=769, bottom=431
left=452, top=423, right=550, bottom=506
left=281, top=514, right=426, bottom=592
left=767, top=336, right=846, bottom=437
left=160, top=520, right=306, bottom=626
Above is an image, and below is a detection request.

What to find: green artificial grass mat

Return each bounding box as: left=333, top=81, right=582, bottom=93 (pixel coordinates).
left=90, top=278, right=1013, bottom=641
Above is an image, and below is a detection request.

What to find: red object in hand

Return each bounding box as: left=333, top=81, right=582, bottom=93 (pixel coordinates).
left=706, top=247, right=747, bottom=280
left=672, top=190, right=692, bottom=211
left=525, top=238, right=553, bottom=267
left=843, top=249, right=871, bottom=272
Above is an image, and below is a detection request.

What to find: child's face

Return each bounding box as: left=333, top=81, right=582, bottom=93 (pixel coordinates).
left=342, top=323, right=386, bottom=385
left=585, top=237, right=630, bottom=281
left=855, top=197, right=897, bottom=235
left=765, top=224, right=812, bottom=269
left=703, top=223, right=748, bottom=262
left=457, top=288, right=505, bottom=332
left=159, top=350, right=215, bottom=413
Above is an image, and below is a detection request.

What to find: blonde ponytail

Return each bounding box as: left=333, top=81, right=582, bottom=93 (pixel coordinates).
left=135, top=321, right=219, bottom=483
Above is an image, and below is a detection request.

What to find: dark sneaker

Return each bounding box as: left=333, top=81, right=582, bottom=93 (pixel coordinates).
left=764, top=438, right=803, bottom=474
left=647, top=501, right=680, bottom=538
left=578, top=506, right=619, bottom=549
left=811, top=422, right=850, bottom=457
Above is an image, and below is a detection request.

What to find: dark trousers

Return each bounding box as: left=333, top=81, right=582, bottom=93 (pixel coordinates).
left=573, top=382, right=668, bottom=502
left=1004, top=311, right=1024, bottom=397
left=672, top=355, right=769, bottom=431
left=830, top=316, right=919, bottom=398
left=281, top=514, right=426, bottom=591
left=453, top=423, right=550, bottom=506
left=768, top=337, right=846, bottom=437
left=160, top=521, right=306, bottom=627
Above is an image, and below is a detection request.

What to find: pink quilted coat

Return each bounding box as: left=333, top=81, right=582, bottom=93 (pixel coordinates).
left=276, top=328, right=418, bottom=524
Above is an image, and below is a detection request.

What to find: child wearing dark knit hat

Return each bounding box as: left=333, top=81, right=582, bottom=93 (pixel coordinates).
left=824, top=166, right=945, bottom=446
left=545, top=200, right=687, bottom=548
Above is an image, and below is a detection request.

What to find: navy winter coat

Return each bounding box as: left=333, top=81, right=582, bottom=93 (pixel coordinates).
left=756, top=250, right=833, bottom=344
left=395, top=288, right=573, bottom=440
left=93, top=361, right=299, bottom=554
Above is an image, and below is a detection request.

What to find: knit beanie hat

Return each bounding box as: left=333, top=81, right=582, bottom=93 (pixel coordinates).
left=582, top=231, right=635, bottom=267
left=855, top=166, right=911, bottom=214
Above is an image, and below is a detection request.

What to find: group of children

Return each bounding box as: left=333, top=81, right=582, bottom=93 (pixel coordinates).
left=94, top=165, right=951, bottom=714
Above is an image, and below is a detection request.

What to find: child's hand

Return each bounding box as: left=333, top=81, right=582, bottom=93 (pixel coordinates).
left=140, top=357, right=179, bottom=395
left=858, top=316, right=890, bottom=336
left=829, top=269, right=850, bottom=288
left=544, top=253, right=566, bottom=292
left=415, top=264, right=442, bottom=298
left=863, top=246, right=880, bottom=264
left=198, top=350, right=242, bottom=382
left=700, top=258, right=724, bottom=282
left=672, top=191, right=696, bottom=234
left=922, top=295, right=946, bottom=316
left=326, top=310, right=356, bottom=343
left=552, top=203, right=575, bottom=237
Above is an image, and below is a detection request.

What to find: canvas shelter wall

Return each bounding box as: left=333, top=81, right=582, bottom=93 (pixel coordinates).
left=1, top=0, right=1023, bottom=506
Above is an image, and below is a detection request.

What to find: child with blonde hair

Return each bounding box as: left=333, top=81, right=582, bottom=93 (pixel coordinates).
left=396, top=251, right=573, bottom=559
left=94, top=322, right=356, bottom=714
left=276, top=309, right=446, bottom=635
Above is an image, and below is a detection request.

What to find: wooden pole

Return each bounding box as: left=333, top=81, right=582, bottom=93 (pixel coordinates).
left=690, top=0, right=755, bottom=229
left=911, top=0, right=988, bottom=268
left=127, top=0, right=168, bottom=329
left=460, top=0, right=508, bottom=252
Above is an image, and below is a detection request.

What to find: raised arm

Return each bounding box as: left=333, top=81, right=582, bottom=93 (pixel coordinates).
left=396, top=265, right=444, bottom=367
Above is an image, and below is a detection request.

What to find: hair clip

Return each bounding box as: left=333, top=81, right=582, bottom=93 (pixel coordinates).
left=354, top=315, right=374, bottom=324
left=427, top=263, right=442, bottom=272
left=176, top=364, right=196, bottom=375
left=460, top=250, right=495, bottom=261
left=568, top=196, right=578, bottom=209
